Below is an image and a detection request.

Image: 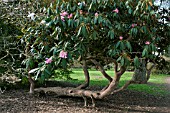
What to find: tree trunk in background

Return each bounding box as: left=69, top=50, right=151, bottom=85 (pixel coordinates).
left=132, top=60, right=155, bottom=84
left=146, top=63, right=155, bottom=82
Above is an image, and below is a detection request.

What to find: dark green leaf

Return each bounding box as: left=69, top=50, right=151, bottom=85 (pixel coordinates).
left=61, top=59, right=67, bottom=68
left=82, top=25, right=87, bottom=37
left=110, top=31, right=114, bottom=39
left=116, top=41, right=120, bottom=48
left=126, top=41, right=132, bottom=51
left=121, top=57, right=125, bottom=66
left=120, top=42, right=125, bottom=50
left=134, top=56, right=140, bottom=68
left=44, top=69, right=51, bottom=75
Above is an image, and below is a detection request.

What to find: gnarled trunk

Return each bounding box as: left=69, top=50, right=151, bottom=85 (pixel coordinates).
left=69, top=66, right=126, bottom=99
left=76, top=59, right=90, bottom=89
left=35, top=62, right=127, bottom=107
left=90, top=59, right=113, bottom=91
left=90, top=59, right=112, bottom=82
left=34, top=57, right=129, bottom=106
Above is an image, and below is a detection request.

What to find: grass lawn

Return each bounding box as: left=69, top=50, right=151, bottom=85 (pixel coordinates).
left=55, top=68, right=170, bottom=96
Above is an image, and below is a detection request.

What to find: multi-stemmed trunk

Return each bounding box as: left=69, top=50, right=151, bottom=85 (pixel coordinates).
left=69, top=61, right=127, bottom=99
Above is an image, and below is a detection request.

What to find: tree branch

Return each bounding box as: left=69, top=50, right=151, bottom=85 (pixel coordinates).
left=111, top=80, right=136, bottom=94
left=102, top=57, right=118, bottom=73
left=90, top=59, right=112, bottom=82
left=76, top=59, right=90, bottom=89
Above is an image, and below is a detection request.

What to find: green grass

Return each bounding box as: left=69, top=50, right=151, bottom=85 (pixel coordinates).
left=55, top=69, right=170, bottom=96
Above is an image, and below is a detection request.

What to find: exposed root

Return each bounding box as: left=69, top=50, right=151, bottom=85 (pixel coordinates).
left=82, top=94, right=87, bottom=107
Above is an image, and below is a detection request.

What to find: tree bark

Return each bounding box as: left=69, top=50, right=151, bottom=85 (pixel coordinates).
left=25, top=45, right=35, bottom=94
left=146, top=63, right=155, bottom=82
left=76, top=59, right=90, bottom=89
left=90, top=59, right=112, bottom=82
left=90, top=59, right=113, bottom=91
left=28, top=73, right=35, bottom=94
left=112, top=80, right=135, bottom=94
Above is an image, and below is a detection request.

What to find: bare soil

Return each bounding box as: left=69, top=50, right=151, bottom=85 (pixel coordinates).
left=0, top=80, right=170, bottom=113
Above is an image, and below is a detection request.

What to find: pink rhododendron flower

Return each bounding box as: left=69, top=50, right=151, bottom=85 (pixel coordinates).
left=61, top=16, right=65, bottom=21
left=145, top=41, right=150, bottom=45
left=119, top=36, right=123, bottom=40
left=79, top=10, right=83, bottom=14
left=67, top=13, right=73, bottom=19
left=45, top=58, right=52, bottom=64
left=113, top=8, right=119, bottom=13
left=95, top=12, right=99, bottom=17
left=59, top=50, right=68, bottom=59
left=60, top=11, right=68, bottom=17
left=132, top=23, right=137, bottom=28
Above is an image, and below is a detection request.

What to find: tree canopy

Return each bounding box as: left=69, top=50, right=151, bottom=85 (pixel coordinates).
left=23, top=0, right=169, bottom=79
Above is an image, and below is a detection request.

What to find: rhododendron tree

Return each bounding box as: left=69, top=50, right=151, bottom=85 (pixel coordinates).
left=22, top=0, right=169, bottom=101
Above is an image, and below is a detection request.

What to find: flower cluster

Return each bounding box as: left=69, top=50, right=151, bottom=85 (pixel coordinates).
left=131, top=24, right=137, bottom=28
left=45, top=58, right=52, bottom=64
left=59, top=50, right=68, bottom=59
left=79, top=10, right=83, bottom=14
left=60, top=11, right=73, bottom=21
left=113, top=8, right=119, bottom=13
left=145, top=41, right=150, bottom=45
left=119, top=36, right=123, bottom=40
left=95, top=12, right=99, bottom=17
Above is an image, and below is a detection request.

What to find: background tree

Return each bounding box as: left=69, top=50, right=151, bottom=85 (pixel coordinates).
left=0, top=0, right=55, bottom=90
